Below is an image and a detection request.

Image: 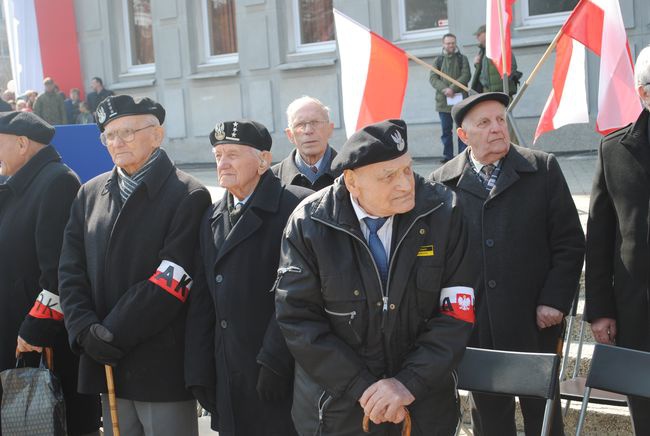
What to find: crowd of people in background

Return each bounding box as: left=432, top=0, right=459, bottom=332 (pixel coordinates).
left=0, top=76, right=113, bottom=126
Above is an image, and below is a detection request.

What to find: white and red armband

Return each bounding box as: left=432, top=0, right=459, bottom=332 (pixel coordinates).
left=148, top=260, right=192, bottom=302
left=28, top=290, right=64, bottom=321
left=439, top=286, right=475, bottom=324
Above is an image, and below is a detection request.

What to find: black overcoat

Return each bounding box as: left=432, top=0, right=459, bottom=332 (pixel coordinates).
left=585, top=109, right=650, bottom=350
left=59, top=149, right=211, bottom=401
left=185, top=172, right=311, bottom=436
left=0, top=145, right=100, bottom=435
left=432, top=145, right=585, bottom=352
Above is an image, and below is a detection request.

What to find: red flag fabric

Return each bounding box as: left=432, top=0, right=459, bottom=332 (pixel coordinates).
left=486, top=0, right=516, bottom=77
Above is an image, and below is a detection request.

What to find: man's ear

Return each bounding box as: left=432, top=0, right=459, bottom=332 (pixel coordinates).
left=457, top=126, right=468, bottom=144
left=17, top=136, right=30, bottom=155
left=285, top=127, right=296, bottom=145
left=258, top=150, right=273, bottom=174
left=343, top=169, right=358, bottom=196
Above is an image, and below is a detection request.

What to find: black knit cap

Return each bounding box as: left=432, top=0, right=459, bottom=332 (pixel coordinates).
left=332, top=119, right=408, bottom=172
left=0, top=111, right=55, bottom=144
left=209, top=120, right=272, bottom=151
left=95, top=95, right=166, bottom=132
left=451, top=92, right=510, bottom=126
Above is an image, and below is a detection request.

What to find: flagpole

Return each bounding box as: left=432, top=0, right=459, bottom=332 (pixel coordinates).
left=405, top=52, right=473, bottom=94
left=496, top=0, right=509, bottom=95
left=507, top=28, right=564, bottom=112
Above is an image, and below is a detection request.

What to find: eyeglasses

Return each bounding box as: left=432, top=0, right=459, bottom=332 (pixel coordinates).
left=290, top=120, right=328, bottom=132
left=100, top=125, right=155, bottom=146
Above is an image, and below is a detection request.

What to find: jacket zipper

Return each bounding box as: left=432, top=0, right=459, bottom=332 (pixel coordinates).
left=317, top=390, right=333, bottom=434
left=324, top=308, right=361, bottom=343
left=270, top=266, right=302, bottom=293
left=312, top=201, right=444, bottom=331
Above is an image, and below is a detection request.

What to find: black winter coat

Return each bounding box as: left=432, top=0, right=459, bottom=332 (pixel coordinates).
left=271, top=147, right=340, bottom=191
left=276, top=175, right=475, bottom=436
left=432, top=145, right=585, bottom=352
left=59, top=149, right=211, bottom=401
left=0, top=145, right=100, bottom=435
left=585, top=109, right=650, bottom=350
left=185, top=172, right=311, bottom=435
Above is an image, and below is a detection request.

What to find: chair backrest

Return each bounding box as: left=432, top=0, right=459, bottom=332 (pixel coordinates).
left=585, top=344, right=650, bottom=399
left=457, top=347, right=560, bottom=400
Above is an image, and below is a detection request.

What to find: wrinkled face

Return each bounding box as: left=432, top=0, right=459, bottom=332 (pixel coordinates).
left=442, top=36, right=457, bottom=54
left=0, top=133, right=26, bottom=177
left=458, top=100, right=510, bottom=164
left=214, top=143, right=269, bottom=197
left=477, top=32, right=486, bottom=46
left=102, top=115, right=163, bottom=175
left=285, top=101, right=334, bottom=163
left=344, top=153, right=415, bottom=217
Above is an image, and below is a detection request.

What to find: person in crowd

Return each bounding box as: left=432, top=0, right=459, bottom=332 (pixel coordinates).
left=86, top=77, right=114, bottom=113
left=33, top=77, right=67, bottom=125
left=76, top=102, right=95, bottom=124
left=65, top=88, right=82, bottom=124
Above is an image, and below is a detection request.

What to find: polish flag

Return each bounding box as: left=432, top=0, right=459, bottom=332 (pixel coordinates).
left=333, top=9, right=408, bottom=138
left=3, top=0, right=84, bottom=97
left=486, top=0, right=516, bottom=76
left=535, top=0, right=641, bottom=141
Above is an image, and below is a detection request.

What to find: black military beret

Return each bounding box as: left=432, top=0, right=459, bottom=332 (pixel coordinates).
left=209, top=120, right=272, bottom=151
left=332, top=119, right=408, bottom=172
left=0, top=111, right=55, bottom=144
left=95, top=95, right=165, bottom=132
left=451, top=92, right=510, bottom=126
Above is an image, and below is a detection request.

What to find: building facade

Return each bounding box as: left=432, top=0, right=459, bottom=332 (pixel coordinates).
left=68, top=0, right=650, bottom=163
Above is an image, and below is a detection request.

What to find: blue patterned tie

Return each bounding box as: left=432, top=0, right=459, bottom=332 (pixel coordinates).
left=363, top=217, right=388, bottom=287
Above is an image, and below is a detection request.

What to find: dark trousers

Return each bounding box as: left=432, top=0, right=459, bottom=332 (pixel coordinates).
left=471, top=390, right=565, bottom=436
left=439, top=111, right=467, bottom=160
left=628, top=395, right=650, bottom=435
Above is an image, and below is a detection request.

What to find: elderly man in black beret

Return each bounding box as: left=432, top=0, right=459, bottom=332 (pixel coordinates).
left=59, top=95, right=211, bottom=436
left=275, top=119, right=475, bottom=435
left=184, top=120, right=311, bottom=435
left=0, top=112, right=101, bottom=436
left=432, top=93, right=585, bottom=436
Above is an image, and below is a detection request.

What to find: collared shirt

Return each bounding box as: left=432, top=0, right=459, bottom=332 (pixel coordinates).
left=350, top=194, right=394, bottom=260
left=232, top=193, right=252, bottom=206
left=468, top=149, right=502, bottom=190
left=116, top=148, right=161, bottom=204
left=294, top=146, right=331, bottom=184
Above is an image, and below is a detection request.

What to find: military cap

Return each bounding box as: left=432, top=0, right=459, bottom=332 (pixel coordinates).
left=331, top=119, right=408, bottom=172
left=451, top=92, right=510, bottom=126
left=209, top=120, right=272, bottom=151
left=0, top=111, right=55, bottom=144
left=474, top=25, right=486, bottom=35
left=95, top=95, right=165, bottom=132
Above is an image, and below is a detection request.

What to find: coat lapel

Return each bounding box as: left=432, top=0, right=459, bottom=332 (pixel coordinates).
left=437, top=152, right=489, bottom=201
left=488, top=145, right=537, bottom=200
left=620, top=109, right=650, bottom=181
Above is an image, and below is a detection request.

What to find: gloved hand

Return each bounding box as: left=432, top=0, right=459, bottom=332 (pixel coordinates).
left=256, top=364, right=291, bottom=402
left=190, top=385, right=217, bottom=415
left=78, top=324, right=124, bottom=366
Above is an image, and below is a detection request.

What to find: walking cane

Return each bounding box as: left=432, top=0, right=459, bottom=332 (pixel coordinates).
left=363, top=408, right=411, bottom=436
left=105, top=365, right=121, bottom=436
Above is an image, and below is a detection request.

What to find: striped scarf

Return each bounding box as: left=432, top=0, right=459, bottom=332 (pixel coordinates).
left=116, top=148, right=161, bottom=204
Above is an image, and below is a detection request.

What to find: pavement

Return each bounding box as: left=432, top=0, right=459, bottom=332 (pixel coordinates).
left=185, top=150, right=599, bottom=436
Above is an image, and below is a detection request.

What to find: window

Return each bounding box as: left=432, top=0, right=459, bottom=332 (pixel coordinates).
left=124, top=0, right=155, bottom=70
left=398, top=0, right=448, bottom=40
left=204, top=0, right=237, bottom=61
left=293, top=0, right=334, bottom=52
left=522, top=0, right=578, bottom=27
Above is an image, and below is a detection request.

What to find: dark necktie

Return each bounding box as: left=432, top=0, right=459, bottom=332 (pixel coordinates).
left=310, top=165, right=318, bottom=174
left=479, top=164, right=496, bottom=189
left=229, top=202, right=243, bottom=226
left=363, top=217, right=388, bottom=287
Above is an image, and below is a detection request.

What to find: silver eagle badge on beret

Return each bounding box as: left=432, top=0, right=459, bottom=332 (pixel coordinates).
left=215, top=122, right=226, bottom=140
left=391, top=130, right=405, bottom=151
left=96, top=106, right=107, bottom=123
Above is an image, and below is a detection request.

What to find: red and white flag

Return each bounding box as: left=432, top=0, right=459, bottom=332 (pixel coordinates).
left=535, top=0, right=641, bottom=141
left=333, top=9, right=408, bottom=138
left=3, top=0, right=84, bottom=97
left=486, top=0, right=515, bottom=77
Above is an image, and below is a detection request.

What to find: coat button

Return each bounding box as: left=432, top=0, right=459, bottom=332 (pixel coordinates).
left=220, top=320, right=228, bottom=329
left=419, top=228, right=426, bottom=235
left=215, top=274, right=223, bottom=283
left=353, top=290, right=360, bottom=296
left=488, top=280, right=497, bottom=288
left=485, top=239, right=494, bottom=247
left=376, top=301, right=382, bottom=307
left=389, top=304, right=396, bottom=310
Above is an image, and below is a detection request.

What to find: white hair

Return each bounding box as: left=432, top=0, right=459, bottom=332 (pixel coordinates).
left=286, top=96, right=331, bottom=127
left=634, top=45, right=650, bottom=87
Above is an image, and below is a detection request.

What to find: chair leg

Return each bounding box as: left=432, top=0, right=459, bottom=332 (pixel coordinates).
left=559, top=315, right=575, bottom=380
left=575, top=387, right=592, bottom=436
left=541, top=398, right=554, bottom=436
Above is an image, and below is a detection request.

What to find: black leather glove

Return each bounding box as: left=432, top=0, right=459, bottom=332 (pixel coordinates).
left=190, top=386, right=217, bottom=415
left=78, top=324, right=124, bottom=366
left=256, top=364, right=291, bottom=402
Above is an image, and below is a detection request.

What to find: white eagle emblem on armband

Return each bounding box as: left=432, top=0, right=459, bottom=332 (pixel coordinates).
left=457, top=294, right=472, bottom=311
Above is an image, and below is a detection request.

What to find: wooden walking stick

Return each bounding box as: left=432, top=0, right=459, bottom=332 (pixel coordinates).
left=105, top=365, right=121, bottom=436
left=363, top=408, right=412, bottom=436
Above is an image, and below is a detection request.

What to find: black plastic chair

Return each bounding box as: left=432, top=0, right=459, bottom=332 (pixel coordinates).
left=575, top=344, right=650, bottom=435
left=455, top=347, right=560, bottom=436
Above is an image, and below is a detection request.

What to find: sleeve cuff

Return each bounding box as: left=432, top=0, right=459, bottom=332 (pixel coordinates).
left=346, top=369, right=378, bottom=401
left=394, top=368, right=429, bottom=400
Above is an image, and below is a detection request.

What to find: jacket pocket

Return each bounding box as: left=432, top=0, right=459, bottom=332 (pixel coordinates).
left=415, top=266, right=443, bottom=319
left=322, top=294, right=367, bottom=348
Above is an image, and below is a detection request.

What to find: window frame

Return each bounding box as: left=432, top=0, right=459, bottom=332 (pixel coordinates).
left=291, top=0, right=336, bottom=54
left=121, top=0, right=155, bottom=74
left=521, top=0, right=575, bottom=27
left=397, top=0, right=449, bottom=41
left=201, top=0, right=239, bottom=66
